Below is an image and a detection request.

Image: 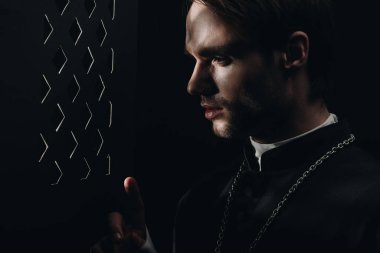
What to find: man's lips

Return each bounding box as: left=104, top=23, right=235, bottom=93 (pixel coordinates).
left=201, top=103, right=223, bottom=120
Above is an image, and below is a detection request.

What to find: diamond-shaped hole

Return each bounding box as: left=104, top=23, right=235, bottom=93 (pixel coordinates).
left=44, top=15, right=53, bottom=44
left=70, top=18, right=82, bottom=46
left=82, top=48, right=94, bottom=74
left=51, top=105, right=63, bottom=130
left=55, top=0, right=70, bottom=15
left=68, top=76, right=80, bottom=103
left=96, top=21, right=107, bottom=47
left=108, top=0, right=115, bottom=20
left=84, top=0, right=96, bottom=18
left=81, top=103, right=91, bottom=130
left=95, top=76, right=105, bottom=101
left=53, top=47, right=67, bottom=74
left=41, top=75, right=51, bottom=103
left=107, top=49, right=114, bottom=73
left=69, top=131, right=78, bottom=159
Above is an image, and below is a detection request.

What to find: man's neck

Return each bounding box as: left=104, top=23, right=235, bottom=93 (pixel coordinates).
left=252, top=101, right=330, bottom=144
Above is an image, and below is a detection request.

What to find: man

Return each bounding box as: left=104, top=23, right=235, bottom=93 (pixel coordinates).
left=92, top=0, right=380, bottom=252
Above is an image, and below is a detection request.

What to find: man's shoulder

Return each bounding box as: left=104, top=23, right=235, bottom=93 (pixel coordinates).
left=323, top=144, right=380, bottom=208
left=332, top=144, right=380, bottom=172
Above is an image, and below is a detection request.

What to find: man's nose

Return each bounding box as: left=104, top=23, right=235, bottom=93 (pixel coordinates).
left=187, top=62, right=216, bottom=96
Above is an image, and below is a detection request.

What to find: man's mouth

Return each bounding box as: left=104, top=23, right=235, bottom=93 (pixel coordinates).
left=205, top=108, right=223, bottom=120
left=201, top=103, right=223, bottom=120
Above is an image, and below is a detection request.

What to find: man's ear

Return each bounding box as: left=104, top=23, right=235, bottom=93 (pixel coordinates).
left=282, top=31, right=309, bottom=70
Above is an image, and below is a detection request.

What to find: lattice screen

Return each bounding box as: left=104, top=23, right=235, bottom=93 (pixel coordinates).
left=0, top=0, right=137, bottom=250
left=40, top=0, right=119, bottom=185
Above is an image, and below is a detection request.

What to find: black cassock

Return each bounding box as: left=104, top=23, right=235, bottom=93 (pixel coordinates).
left=173, top=121, right=380, bottom=253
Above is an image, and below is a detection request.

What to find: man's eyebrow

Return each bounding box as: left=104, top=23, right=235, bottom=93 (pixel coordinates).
left=184, top=41, right=250, bottom=57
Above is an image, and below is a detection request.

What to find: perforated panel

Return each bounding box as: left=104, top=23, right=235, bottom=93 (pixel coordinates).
left=0, top=0, right=137, bottom=251
left=39, top=0, right=119, bottom=185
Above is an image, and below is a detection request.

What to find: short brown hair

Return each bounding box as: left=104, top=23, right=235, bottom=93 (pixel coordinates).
left=186, top=0, right=335, bottom=100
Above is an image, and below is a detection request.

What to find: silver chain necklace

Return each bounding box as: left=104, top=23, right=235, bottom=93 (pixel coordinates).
left=214, top=134, right=356, bottom=253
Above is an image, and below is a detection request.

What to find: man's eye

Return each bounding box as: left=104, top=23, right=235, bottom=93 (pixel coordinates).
left=212, top=56, right=231, bottom=65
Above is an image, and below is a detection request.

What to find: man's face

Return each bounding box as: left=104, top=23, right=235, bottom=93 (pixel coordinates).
left=185, top=2, right=293, bottom=140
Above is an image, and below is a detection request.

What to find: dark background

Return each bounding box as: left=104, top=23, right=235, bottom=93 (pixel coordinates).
left=1, top=1, right=380, bottom=253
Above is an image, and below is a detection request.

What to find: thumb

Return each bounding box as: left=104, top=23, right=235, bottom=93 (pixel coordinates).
left=123, top=177, right=146, bottom=232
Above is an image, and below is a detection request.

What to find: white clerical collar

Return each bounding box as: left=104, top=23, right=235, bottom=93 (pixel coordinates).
left=250, top=113, right=338, bottom=171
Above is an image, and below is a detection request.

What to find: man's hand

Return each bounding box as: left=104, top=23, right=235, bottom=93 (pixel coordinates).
left=91, top=177, right=147, bottom=253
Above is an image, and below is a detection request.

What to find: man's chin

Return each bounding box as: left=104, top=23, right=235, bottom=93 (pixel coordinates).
left=212, top=119, right=234, bottom=139
left=211, top=117, right=249, bottom=140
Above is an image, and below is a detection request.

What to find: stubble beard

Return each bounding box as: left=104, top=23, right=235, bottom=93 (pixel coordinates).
left=211, top=98, right=259, bottom=140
